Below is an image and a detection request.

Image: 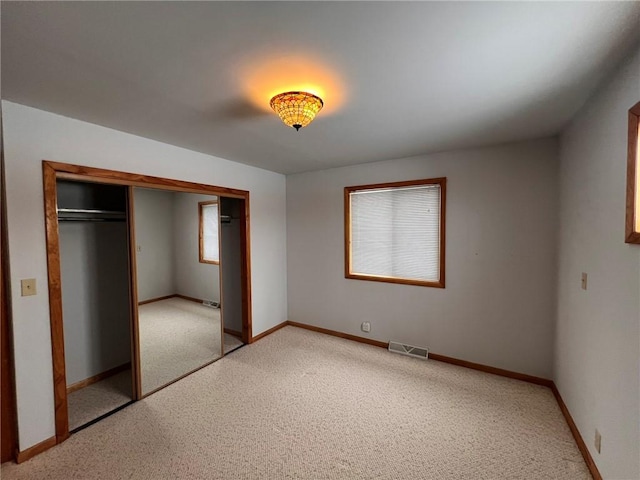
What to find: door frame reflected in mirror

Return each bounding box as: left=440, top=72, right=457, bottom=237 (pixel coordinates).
left=42, top=160, right=252, bottom=445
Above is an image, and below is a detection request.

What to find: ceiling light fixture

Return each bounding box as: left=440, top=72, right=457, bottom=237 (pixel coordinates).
left=269, top=91, right=324, bottom=131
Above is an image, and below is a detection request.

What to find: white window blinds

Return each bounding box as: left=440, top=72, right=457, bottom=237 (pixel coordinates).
left=201, top=203, right=219, bottom=263
left=349, top=184, right=441, bottom=283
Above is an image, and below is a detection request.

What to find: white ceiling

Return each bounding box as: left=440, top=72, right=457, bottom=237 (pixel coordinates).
left=2, top=2, right=639, bottom=174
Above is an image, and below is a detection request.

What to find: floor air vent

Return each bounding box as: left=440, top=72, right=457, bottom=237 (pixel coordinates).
left=202, top=300, right=220, bottom=308
left=388, top=341, right=429, bottom=360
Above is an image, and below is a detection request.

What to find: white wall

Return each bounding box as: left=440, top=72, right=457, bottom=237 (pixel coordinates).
left=133, top=188, right=176, bottom=302
left=2, top=101, right=287, bottom=451
left=555, top=47, right=640, bottom=479
left=287, top=138, right=559, bottom=379
left=173, top=192, right=220, bottom=303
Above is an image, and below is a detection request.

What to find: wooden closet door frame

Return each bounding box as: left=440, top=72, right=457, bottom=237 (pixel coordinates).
left=43, top=161, right=253, bottom=443
left=1, top=150, right=18, bottom=463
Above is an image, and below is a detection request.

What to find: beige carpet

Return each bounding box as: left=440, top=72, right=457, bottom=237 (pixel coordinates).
left=68, top=370, right=132, bottom=431
left=139, top=297, right=242, bottom=394
left=224, top=332, right=243, bottom=354
left=2, top=326, right=590, bottom=479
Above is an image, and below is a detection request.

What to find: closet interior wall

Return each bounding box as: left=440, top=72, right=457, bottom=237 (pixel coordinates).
left=220, top=197, right=243, bottom=335
left=57, top=181, right=132, bottom=392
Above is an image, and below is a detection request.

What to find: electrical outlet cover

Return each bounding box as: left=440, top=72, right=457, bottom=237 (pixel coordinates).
left=21, top=278, right=37, bottom=296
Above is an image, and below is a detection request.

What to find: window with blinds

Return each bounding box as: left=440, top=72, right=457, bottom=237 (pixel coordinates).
left=199, top=201, right=219, bottom=264
left=345, top=178, right=446, bottom=288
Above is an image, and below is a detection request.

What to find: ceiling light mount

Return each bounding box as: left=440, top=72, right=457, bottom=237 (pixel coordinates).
left=270, top=91, right=324, bottom=131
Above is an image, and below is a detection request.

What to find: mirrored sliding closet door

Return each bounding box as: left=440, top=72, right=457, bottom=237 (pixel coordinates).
left=133, top=188, right=225, bottom=395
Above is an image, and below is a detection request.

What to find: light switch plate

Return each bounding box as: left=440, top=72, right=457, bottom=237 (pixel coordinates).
left=21, top=278, right=37, bottom=296
left=581, top=272, right=588, bottom=290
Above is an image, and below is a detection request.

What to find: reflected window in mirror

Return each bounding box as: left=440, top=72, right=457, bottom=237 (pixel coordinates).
left=199, top=201, right=220, bottom=263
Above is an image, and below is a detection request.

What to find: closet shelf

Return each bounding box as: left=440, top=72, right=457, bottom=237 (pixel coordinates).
left=57, top=208, right=126, bottom=222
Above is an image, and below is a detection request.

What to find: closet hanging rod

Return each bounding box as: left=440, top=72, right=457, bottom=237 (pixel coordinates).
left=57, top=207, right=126, bottom=222
left=58, top=218, right=126, bottom=223
left=57, top=208, right=125, bottom=215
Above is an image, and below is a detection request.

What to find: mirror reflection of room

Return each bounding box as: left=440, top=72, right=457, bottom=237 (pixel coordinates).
left=57, top=180, right=134, bottom=431
left=134, top=188, right=241, bottom=395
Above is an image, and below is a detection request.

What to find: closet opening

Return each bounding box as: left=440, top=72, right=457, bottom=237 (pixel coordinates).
left=219, top=197, right=247, bottom=348
left=43, top=161, right=253, bottom=444
left=56, top=180, right=135, bottom=432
